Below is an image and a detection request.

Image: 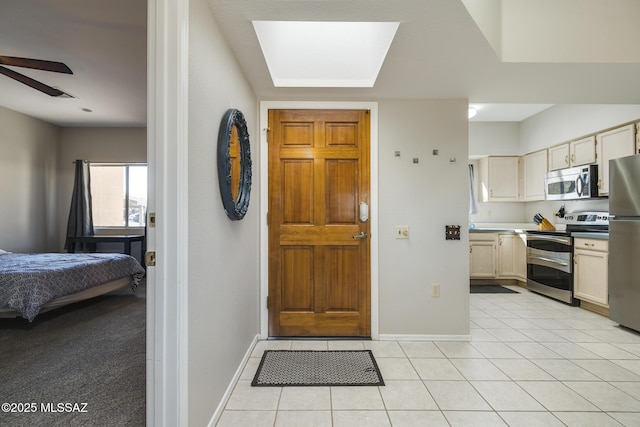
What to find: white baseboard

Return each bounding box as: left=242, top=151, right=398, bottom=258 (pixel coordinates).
left=207, top=334, right=259, bottom=427
left=379, top=334, right=472, bottom=342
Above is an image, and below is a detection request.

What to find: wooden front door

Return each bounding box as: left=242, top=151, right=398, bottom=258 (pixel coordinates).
left=268, top=109, right=371, bottom=337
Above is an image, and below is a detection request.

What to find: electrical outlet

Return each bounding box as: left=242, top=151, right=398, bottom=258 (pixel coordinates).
left=395, top=226, right=409, bottom=239
left=432, top=284, right=440, bottom=297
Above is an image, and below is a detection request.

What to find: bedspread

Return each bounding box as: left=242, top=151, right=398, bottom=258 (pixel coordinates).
left=0, top=253, right=145, bottom=321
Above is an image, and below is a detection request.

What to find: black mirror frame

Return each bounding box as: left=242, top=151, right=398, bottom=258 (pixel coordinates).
left=217, top=108, right=252, bottom=220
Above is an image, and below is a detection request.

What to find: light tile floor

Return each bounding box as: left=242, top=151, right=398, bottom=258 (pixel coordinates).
left=217, top=286, right=640, bottom=426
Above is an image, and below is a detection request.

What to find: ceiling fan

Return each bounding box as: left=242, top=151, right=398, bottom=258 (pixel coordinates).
left=0, top=56, right=72, bottom=97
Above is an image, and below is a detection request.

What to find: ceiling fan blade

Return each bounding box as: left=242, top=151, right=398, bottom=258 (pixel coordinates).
left=0, top=65, right=66, bottom=97
left=0, top=56, right=72, bottom=74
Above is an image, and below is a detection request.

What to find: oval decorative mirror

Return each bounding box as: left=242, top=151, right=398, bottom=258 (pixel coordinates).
left=217, top=108, right=252, bottom=220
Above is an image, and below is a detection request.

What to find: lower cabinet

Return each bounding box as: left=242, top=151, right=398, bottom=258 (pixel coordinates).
left=573, top=238, right=609, bottom=308
left=470, top=232, right=527, bottom=282
left=470, top=234, right=496, bottom=278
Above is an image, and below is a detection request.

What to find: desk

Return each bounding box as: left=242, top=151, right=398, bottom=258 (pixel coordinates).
left=67, top=235, right=145, bottom=255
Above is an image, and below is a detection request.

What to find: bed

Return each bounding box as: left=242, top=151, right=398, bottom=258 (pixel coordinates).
left=0, top=251, right=145, bottom=321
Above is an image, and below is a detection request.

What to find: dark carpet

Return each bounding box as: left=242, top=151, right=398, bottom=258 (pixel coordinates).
left=252, top=350, right=384, bottom=387
left=471, top=284, right=520, bottom=294
left=0, top=282, right=145, bottom=427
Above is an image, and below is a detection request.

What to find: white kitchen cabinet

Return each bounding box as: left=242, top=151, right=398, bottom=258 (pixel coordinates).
left=497, top=232, right=527, bottom=281
left=514, top=232, right=527, bottom=280
left=522, top=149, right=548, bottom=201
left=573, top=238, right=608, bottom=308
left=478, top=156, right=520, bottom=202
left=497, top=233, right=517, bottom=278
left=470, top=233, right=496, bottom=278
left=548, top=143, right=570, bottom=171
left=549, top=137, right=597, bottom=171
left=570, top=135, right=597, bottom=166
left=597, top=124, right=636, bottom=195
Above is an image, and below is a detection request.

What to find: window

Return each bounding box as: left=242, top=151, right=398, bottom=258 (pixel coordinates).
left=90, top=163, right=148, bottom=227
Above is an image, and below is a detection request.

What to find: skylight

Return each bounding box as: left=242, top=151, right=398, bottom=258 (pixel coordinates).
left=252, top=21, right=400, bottom=88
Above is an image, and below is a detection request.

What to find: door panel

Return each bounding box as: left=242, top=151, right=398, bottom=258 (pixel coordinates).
left=269, top=109, right=370, bottom=337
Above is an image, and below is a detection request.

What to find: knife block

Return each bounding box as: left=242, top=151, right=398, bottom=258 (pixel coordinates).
left=538, top=219, right=556, bottom=231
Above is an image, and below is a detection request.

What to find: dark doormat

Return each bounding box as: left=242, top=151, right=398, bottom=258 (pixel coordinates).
left=471, top=285, right=520, bottom=294
left=251, top=350, right=384, bottom=387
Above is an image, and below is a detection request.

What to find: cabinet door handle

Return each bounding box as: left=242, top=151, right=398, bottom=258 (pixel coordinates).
left=565, top=155, right=569, bottom=165
left=584, top=242, right=595, bottom=247
left=571, top=154, right=575, bottom=163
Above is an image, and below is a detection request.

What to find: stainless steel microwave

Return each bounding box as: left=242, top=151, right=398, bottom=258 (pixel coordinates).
left=545, top=165, right=599, bottom=200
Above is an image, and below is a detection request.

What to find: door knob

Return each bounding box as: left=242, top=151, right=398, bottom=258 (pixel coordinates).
left=352, top=232, right=368, bottom=240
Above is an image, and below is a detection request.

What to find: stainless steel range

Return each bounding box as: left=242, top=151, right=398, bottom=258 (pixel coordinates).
left=526, top=211, right=609, bottom=304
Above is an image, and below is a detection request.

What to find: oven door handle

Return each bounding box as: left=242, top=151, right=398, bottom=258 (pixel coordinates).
left=527, top=234, right=571, bottom=245
left=528, top=255, right=571, bottom=267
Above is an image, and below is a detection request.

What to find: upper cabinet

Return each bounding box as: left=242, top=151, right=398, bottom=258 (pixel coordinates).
left=522, top=149, right=548, bottom=201
left=548, top=136, right=596, bottom=171
left=597, top=124, right=636, bottom=195
left=479, top=156, right=520, bottom=202
left=548, top=143, right=569, bottom=171
left=571, top=136, right=597, bottom=166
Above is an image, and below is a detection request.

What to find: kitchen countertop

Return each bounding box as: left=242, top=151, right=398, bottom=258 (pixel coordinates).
left=469, top=223, right=539, bottom=233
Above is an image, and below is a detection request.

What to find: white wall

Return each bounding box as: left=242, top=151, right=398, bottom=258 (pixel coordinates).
left=520, top=104, right=640, bottom=154
left=188, top=0, right=259, bottom=424
left=378, top=99, right=469, bottom=336
left=0, top=106, right=60, bottom=253
left=58, top=127, right=147, bottom=250
left=469, top=121, right=520, bottom=157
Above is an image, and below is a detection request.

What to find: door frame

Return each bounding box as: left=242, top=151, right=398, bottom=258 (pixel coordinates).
left=259, top=101, right=379, bottom=339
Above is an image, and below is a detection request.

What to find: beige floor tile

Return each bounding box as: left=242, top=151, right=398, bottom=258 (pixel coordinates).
left=471, top=380, right=545, bottom=411
left=378, top=380, right=437, bottom=410
left=532, top=359, right=601, bottom=381
left=450, top=358, right=510, bottom=381
left=290, top=340, right=328, bottom=350
left=612, top=359, right=640, bottom=376
left=327, top=340, right=365, bottom=350
left=399, top=341, right=444, bottom=357
left=330, top=386, right=385, bottom=410
left=362, top=341, right=405, bottom=357
left=498, top=411, right=565, bottom=427
left=541, top=342, right=603, bottom=359
left=251, top=340, right=292, bottom=357
left=424, top=380, right=491, bottom=411
left=552, top=411, right=624, bottom=427
left=572, top=359, right=640, bottom=381
left=274, top=410, right=332, bottom=427
left=564, top=381, right=640, bottom=412
left=443, top=410, right=507, bottom=426
left=216, top=410, right=276, bottom=427
left=490, top=358, right=554, bottom=381
left=434, top=341, right=485, bottom=358
left=516, top=381, right=599, bottom=411
left=387, top=410, right=449, bottom=427
left=240, top=357, right=261, bottom=380
left=278, top=387, right=331, bottom=410
left=609, top=412, right=640, bottom=426
left=411, top=358, right=465, bottom=380
left=225, top=380, right=282, bottom=410
left=471, top=341, right=523, bottom=359
left=332, top=411, right=391, bottom=427
left=578, top=342, right=640, bottom=359
left=484, top=328, right=533, bottom=342
left=506, top=342, right=563, bottom=359
left=375, top=357, right=419, bottom=380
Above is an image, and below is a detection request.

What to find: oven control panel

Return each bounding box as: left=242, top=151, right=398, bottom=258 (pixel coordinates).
left=563, top=211, right=609, bottom=226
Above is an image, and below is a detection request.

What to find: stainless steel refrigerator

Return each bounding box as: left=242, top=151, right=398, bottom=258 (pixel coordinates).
left=609, top=154, right=640, bottom=332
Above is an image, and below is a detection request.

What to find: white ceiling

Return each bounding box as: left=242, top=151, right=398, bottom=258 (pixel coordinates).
left=1, top=0, right=640, bottom=127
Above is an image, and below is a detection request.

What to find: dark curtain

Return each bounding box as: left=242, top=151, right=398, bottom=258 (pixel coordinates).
left=65, top=160, right=95, bottom=252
